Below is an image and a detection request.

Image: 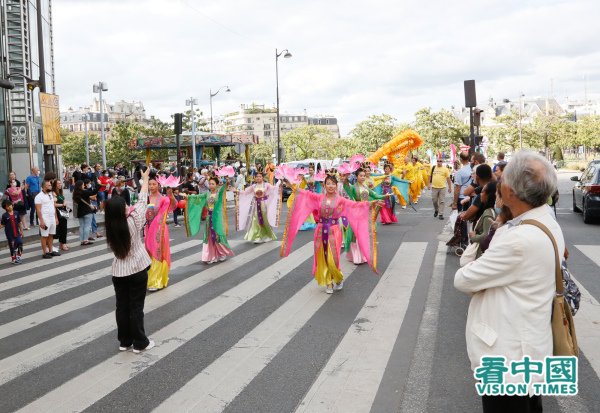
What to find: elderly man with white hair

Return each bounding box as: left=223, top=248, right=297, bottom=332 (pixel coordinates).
left=454, top=151, right=564, bottom=413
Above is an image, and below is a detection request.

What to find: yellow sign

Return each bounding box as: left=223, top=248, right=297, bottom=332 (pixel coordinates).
left=39, top=92, right=61, bottom=145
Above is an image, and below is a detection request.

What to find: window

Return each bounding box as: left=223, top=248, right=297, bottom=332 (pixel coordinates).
left=264, top=131, right=271, bottom=137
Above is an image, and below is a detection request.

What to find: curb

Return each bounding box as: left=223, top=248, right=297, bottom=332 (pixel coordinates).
left=0, top=222, right=106, bottom=249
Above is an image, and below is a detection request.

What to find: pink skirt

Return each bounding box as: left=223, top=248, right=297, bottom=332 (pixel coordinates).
left=346, top=242, right=367, bottom=265
left=380, top=206, right=397, bottom=224
left=202, top=238, right=234, bottom=263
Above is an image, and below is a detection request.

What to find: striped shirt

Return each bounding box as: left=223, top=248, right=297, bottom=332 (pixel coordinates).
left=111, top=192, right=152, bottom=277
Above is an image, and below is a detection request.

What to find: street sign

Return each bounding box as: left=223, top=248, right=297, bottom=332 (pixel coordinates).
left=11, top=124, right=29, bottom=147
left=39, top=92, right=61, bottom=145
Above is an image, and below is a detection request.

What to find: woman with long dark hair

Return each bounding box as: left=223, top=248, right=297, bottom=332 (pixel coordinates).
left=73, top=179, right=98, bottom=245
left=52, top=179, right=69, bottom=251
left=468, top=181, right=498, bottom=259
left=105, top=166, right=154, bottom=353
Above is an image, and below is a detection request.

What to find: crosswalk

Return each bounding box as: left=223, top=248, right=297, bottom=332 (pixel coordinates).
left=0, top=223, right=598, bottom=412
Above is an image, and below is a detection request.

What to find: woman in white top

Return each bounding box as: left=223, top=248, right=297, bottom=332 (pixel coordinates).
left=105, top=167, right=155, bottom=354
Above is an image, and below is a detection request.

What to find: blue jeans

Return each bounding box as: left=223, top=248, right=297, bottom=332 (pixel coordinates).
left=91, top=214, right=98, bottom=234
left=79, top=214, right=93, bottom=242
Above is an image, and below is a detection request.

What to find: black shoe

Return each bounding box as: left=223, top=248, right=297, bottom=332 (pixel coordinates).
left=42, top=253, right=53, bottom=259
left=439, top=215, right=444, bottom=220
left=51, top=251, right=61, bottom=257
left=434, top=210, right=438, bottom=217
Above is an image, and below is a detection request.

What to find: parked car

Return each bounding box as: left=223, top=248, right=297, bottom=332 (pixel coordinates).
left=282, top=184, right=293, bottom=202
left=571, top=160, right=600, bottom=223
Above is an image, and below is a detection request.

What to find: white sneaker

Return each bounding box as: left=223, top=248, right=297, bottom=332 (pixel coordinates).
left=334, top=280, right=344, bottom=291
left=325, top=286, right=334, bottom=294
left=402, top=205, right=406, bottom=209
left=133, top=339, right=155, bottom=354
left=119, top=345, right=132, bottom=351
left=148, top=287, right=158, bottom=292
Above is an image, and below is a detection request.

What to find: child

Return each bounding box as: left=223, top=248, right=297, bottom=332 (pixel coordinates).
left=172, top=188, right=183, bottom=228
left=1, top=199, right=24, bottom=264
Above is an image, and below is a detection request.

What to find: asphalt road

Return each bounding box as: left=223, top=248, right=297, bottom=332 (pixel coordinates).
left=0, top=172, right=598, bottom=413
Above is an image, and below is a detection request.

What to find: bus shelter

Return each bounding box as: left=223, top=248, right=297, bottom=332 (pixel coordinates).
left=129, top=131, right=258, bottom=171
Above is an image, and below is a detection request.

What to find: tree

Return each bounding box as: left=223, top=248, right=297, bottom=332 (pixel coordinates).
left=413, top=108, right=468, bottom=152
left=526, top=114, right=576, bottom=157
left=576, top=115, right=600, bottom=149
left=349, top=114, right=397, bottom=155
left=483, top=110, right=525, bottom=152
left=281, top=125, right=335, bottom=160
left=61, top=130, right=102, bottom=166
left=107, top=122, right=145, bottom=167
left=250, top=142, right=275, bottom=165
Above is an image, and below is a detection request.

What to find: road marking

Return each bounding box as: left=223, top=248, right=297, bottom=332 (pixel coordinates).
left=0, top=241, right=276, bottom=386
left=0, top=241, right=108, bottom=279
left=0, top=240, right=198, bottom=310
left=154, top=260, right=357, bottom=413
left=399, top=241, right=446, bottom=412
left=16, top=243, right=312, bottom=413
left=296, top=242, right=427, bottom=413
left=0, top=235, right=79, bottom=257
left=0, top=239, right=197, bottom=293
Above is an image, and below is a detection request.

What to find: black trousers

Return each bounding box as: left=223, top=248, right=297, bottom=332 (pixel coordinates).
left=457, top=198, right=469, bottom=247
left=56, top=215, right=68, bottom=244
left=112, top=268, right=150, bottom=350
left=482, top=395, right=543, bottom=413
left=28, top=193, right=39, bottom=225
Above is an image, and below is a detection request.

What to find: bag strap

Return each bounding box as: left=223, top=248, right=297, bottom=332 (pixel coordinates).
left=520, top=219, right=563, bottom=295
left=429, top=165, right=435, bottom=183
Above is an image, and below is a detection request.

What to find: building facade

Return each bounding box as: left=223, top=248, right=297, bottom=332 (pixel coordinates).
left=60, top=99, right=147, bottom=135
left=0, top=0, right=56, bottom=186
left=211, top=103, right=340, bottom=143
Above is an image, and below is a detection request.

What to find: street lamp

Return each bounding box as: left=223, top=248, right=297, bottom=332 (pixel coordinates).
left=82, top=113, right=90, bottom=165
left=93, top=81, right=108, bottom=168
left=275, top=48, right=292, bottom=164
left=185, top=98, right=199, bottom=169
left=210, top=86, right=230, bottom=133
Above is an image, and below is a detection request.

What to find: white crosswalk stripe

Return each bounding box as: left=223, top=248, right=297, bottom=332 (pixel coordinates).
left=1, top=234, right=597, bottom=413
left=296, top=242, right=427, bottom=413
left=17, top=243, right=313, bottom=412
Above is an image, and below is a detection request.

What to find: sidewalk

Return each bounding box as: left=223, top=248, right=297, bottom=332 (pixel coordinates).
left=1, top=190, right=236, bottom=248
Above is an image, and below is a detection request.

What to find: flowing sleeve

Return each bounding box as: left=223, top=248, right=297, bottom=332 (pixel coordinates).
left=184, top=192, right=208, bottom=237
left=339, top=197, right=378, bottom=273
left=286, top=183, right=297, bottom=209
left=343, top=182, right=357, bottom=200
left=211, top=185, right=230, bottom=245
left=280, top=188, right=321, bottom=257
left=236, top=184, right=254, bottom=231
left=265, top=182, right=282, bottom=227
left=368, top=188, right=386, bottom=200
left=391, top=176, right=411, bottom=203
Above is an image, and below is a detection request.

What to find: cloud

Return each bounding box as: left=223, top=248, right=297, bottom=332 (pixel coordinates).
left=52, top=0, right=600, bottom=135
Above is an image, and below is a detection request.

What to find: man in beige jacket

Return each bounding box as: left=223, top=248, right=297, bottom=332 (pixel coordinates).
left=455, top=151, right=564, bottom=412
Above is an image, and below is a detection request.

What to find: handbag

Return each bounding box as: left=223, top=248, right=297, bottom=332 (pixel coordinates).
left=459, top=242, right=479, bottom=266
left=520, top=219, right=579, bottom=357
left=58, top=208, right=70, bottom=219
left=80, top=199, right=97, bottom=213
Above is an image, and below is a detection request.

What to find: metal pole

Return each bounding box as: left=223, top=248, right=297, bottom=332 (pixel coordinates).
left=469, top=107, right=475, bottom=156
left=176, top=131, right=181, bottom=177
left=210, top=89, right=213, bottom=133
left=191, top=98, right=197, bottom=169
left=519, top=97, right=523, bottom=150
left=84, top=114, right=89, bottom=165
left=100, top=86, right=106, bottom=168
left=275, top=48, right=280, bottom=164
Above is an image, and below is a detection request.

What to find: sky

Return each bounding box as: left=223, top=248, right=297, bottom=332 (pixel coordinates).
left=53, top=0, right=600, bottom=135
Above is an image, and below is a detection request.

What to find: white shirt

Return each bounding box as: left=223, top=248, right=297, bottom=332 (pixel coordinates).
left=34, top=191, right=56, bottom=219
left=454, top=205, right=565, bottom=386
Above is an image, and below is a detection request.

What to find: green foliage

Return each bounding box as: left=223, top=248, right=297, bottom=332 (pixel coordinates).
left=483, top=110, right=525, bottom=152
left=250, top=142, right=275, bottom=164
left=575, top=115, right=600, bottom=149
left=281, top=125, right=336, bottom=160
left=61, top=130, right=102, bottom=166
left=413, top=108, right=468, bottom=152
left=349, top=114, right=397, bottom=154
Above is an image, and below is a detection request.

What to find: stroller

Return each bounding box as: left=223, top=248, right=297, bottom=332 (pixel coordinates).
left=446, top=215, right=468, bottom=256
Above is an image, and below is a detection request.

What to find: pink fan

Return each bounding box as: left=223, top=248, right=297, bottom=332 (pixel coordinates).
left=215, top=165, right=235, bottom=178
left=313, top=170, right=326, bottom=182
left=349, top=154, right=365, bottom=165
left=276, top=164, right=304, bottom=184
left=156, top=175, right=181, bottom=188
left=337, top=163, right=353, bottom=174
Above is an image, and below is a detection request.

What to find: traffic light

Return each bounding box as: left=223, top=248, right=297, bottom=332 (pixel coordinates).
left=26, top=80, right=40, bottom=91
left=174, top=113, right=183, bottom=135
left=0, top=79, right=15, bottom=90
left=473, top=108, right=483, bottom=127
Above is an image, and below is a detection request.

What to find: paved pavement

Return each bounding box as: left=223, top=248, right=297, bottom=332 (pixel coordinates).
left=0, top=171, right=598, bottom=412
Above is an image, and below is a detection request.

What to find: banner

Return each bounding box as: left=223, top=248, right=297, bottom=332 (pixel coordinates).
left=39, top=92, right=61, bottom=145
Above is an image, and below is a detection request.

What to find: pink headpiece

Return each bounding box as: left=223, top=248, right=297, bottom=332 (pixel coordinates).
left=156, top=175, right=182, bottom=188
left=215, top=165, right=235, bottom=178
